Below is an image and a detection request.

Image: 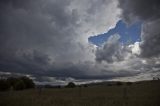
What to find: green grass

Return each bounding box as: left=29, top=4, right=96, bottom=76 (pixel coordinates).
left=0, top=80, right=160, bottom=106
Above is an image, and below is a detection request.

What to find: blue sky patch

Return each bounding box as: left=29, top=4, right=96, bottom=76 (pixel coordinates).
left=88, top=20, right=142, bottom=46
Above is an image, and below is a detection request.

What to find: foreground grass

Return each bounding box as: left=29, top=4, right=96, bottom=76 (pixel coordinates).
left=0, top=80, right=160, bottom=106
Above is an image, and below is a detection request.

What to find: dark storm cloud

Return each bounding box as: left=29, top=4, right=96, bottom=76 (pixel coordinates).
left=0, top=0, right=124, bottom=81
left=118, top=0, right=160, bottom=58
left=1, top=0, right=156, bottom=83
left=0, top=50, right=51, bottom=75
left=0, top=0, right=79, bottom=76
left=118, top=0, right=160, bottom=22
left=140, top=20, right=160, bottom=58
left=0, top=0, right=32, bottom=8
left=0, top=0, right=77, bottom=48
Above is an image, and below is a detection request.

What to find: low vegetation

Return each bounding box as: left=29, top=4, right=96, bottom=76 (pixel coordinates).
left=0, top=76, right=35, bottom=91
left=0, top=80, right=160, bottom=106
left=65, top=82, right=76, bottom=88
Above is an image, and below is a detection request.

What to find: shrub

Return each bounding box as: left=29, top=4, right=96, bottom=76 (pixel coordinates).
left=7, top=77, right=17, bottom=85
left=126, top=82, right=132, bottom=86
left=20, top=76, right=35, bottom=89
left=107, top=83, right=112, bottom=86
left=0, top=76, right=35, bottom=91
left=0, top=79, right=10, bottom=91
left=83, top=84, right=88, bottom=87
left=7, top=77, right=19, bottom=88
left=13, top=79, right=25, bottom=90
left=116, top=82, right=123, bottom=86
left=65, top=82, right=76, bottom=88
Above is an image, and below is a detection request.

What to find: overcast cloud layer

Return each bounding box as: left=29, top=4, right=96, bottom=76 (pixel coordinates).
left=0, top=0, right=160, bottom=84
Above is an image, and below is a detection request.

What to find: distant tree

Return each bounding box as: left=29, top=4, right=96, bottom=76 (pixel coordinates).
left=126, top=82, right=132, bottom=86
left=0, top=79, right=10, bottom=91
left=13, top=79, right=25, bottom=90
left=7, top=77, right=19, bottom=89
left=116, top=82, right=123, bottom=86
left=45, top=84, right=52, bottom=88
left=83, top=84, right=88, bottom=87
left=44, top=85, right=61, bottom=89
left=153, top=76, right=160, bottom=80
left=153, top=77, right=157, bottom=80
left=66, top=82, right=76, bottom=88
left=0, top=76, right=35, bottom=91
left=20, top=76, right=35, bottom=89
left=107, top=83, right=112, bottom=86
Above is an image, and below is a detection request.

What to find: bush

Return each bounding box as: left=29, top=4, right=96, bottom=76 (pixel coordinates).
left=0, top=79, right=10, bottom=91
left=107, top=83, right=112, bottom=86
left=13, top=79, right=25, bottom=90
left=126, top=82, right=132, bottom=86
left=7, top=77, right=19, bottom=87
left=6, top=76, right=35, bottom=91
left=20, top=76, right=35, bottom=89
left=83, top=84, right=88, bottom=87
left=65, top=82, right=76, bottom=88
left=116, top=82, right=123, bottom=86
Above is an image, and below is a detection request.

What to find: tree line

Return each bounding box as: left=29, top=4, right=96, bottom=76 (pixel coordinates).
left=0, top=76, right=35, bottom=91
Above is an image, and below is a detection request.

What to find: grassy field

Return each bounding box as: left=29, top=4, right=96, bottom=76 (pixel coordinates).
left=0, top=80, right=160, bottom=106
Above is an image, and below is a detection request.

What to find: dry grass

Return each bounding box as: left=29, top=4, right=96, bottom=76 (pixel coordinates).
left=0, top=80, right=160, bottom=106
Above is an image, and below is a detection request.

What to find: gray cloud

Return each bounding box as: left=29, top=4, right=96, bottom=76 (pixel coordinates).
left=118, top=0, right=160, bottom=58
left=0, top=0, right=123, bottom=82
left=118, top=0, right=160, bottom=23
left=140, top=19, right=160, bottom=58
left=0, top=0, right=81, bottom=77
left=117, top=0, right=160, bottom=80
left=96, top=34, right=131, bottom=63
left=1, top=0, right=158, bottom=83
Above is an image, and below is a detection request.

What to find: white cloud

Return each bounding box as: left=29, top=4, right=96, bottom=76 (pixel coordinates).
left=129, top=42, right=141, bottom=55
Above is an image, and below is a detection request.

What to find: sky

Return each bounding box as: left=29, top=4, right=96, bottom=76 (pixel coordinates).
left=0, top=0, right=160, bottom=85
left=88, top=20, right=142, bottom=46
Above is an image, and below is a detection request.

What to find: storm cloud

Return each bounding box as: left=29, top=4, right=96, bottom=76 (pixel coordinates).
left=118, top=0, right=160, bottom=58
left=93, top=0, right=160, bottom=82
left=118, top=0, right=160, bottom=23
left=0, top=0, right=123, bottom=83
left=0, top=0, right=160, bottom=84
left=117, top=0, right=160, bottom=80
